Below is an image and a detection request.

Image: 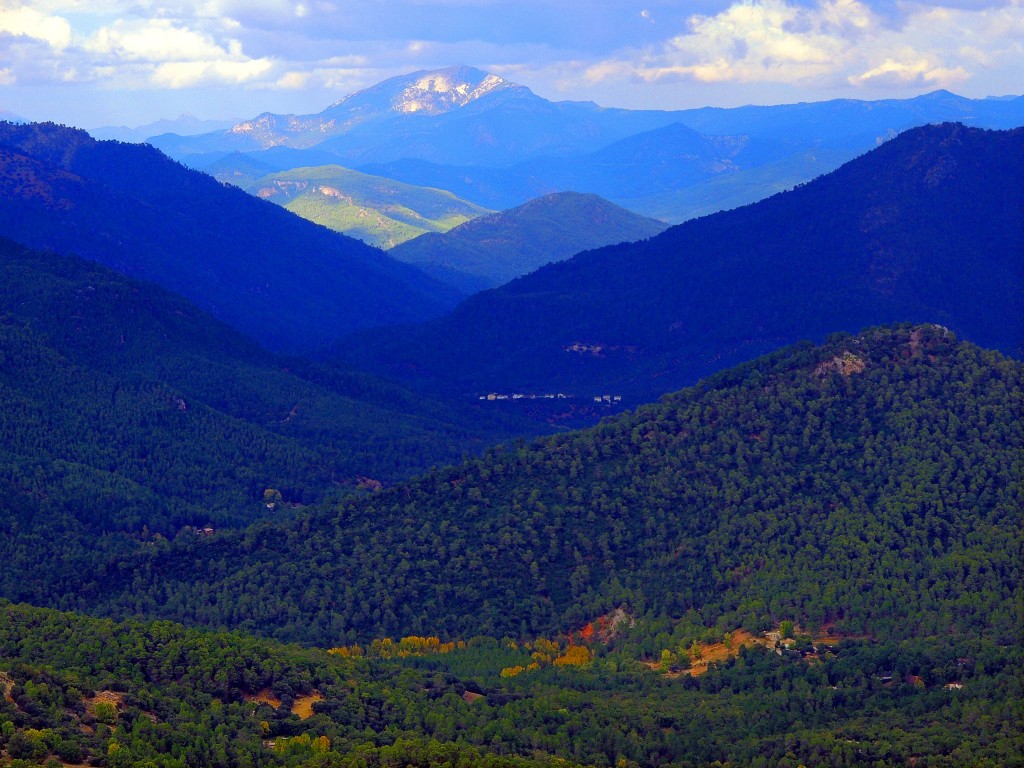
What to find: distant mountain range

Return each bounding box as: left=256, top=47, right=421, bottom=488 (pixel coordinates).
left=0, top=122, right=460, bottom=353
left=339, top=123, right=1024, bottom=404
left=88, top=114, right=241, bottom=143
left=357, top=89, right=1024, bottom=220
left=145, top=66, right=1024, bottom=222
left=238, top=164, right=492, bottom=249
left=149, top=65, right=686, bottom=167
left=389, top=192, right=668, bottom=291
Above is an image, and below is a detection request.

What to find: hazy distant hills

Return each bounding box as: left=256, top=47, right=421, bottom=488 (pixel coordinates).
left=88, top=113, right=241, bottom=143
left=76, top=325, right=1022, bottom=646
left=150, top=69, right=1024, bottom=173
left=241, top=164, right=492, bottom=249
left=359, top=122, right=793, bottom=213
left=0, top=122, right=461, bottom=352
left=202, top=153, right=666, bottom=280
left=357, top=90, right=1024, bottom=220
left=675, top=88, right=1024, bottom=141
left=145, top=66, right=1024, bottom=222
left=340, top=123, right=1024, bottom=404
left=198, top=151, right=277, bottom=187
left=390, top=192, right=668, bottom=290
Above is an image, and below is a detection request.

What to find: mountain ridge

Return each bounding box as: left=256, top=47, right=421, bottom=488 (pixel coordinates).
left=0, top=234, right=542, bottom=612
left=354, top=91, right=1024, bottom=219
left=144, top=67, right=1024, bottom=223
left=389, top=191, right=668, bottom=289
left=89, top=113, right=241, bottom=143
left=0, top=121, right=461, bottom=352
left=338, top=122, right=1024, bottom=404
left=242, top=163, right=493, bottom=249
left=147, top=65, right=700, bottom=166
left=0, top=234, right=531, bottom=495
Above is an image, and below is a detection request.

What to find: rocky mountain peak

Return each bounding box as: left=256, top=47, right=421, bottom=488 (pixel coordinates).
left=326, top=65, right=521, bottom=117
left=397, top=69, right=508, bottom=114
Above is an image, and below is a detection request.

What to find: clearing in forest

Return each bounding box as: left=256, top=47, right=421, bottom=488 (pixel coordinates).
left=291, top=693, right=324, bottom=719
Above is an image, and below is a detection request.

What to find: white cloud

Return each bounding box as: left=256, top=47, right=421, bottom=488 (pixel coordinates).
left=0, top=6, right=73, bottom=50
left=86, top=19, right=234, bottom=62
left=595, top=0, right=876, bottom=85
left=2, top=0, right=1022, bottom=125
left=74, top=17, right=275, bottom=88
left=848, top=55, right=968, bottom=87
left=274, top=70, right=309, bottom=88
left=152, top=57, right=273, bottom=87
left=584, top=0, right=1024, bottom=94
left=844, top=0, right=1023, bottom=89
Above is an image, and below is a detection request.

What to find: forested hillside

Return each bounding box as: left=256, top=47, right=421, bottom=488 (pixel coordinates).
left=0, top=122, right=458, bottom=352
left=48, top=325, right=1021, bottom=653
left=2, top=597, right=1019, bottom=768
left=243, top=164, right=490, bottom=249
left=0, top=237, right=538, bottom=610
left=341, top=123, right=1023, bottom=403
left=389, top=192, right=667, bottom=290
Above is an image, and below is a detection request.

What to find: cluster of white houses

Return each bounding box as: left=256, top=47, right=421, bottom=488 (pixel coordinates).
left=478, top=393, right=623, bottom=403
left=479, top=392, right=573, bottom=401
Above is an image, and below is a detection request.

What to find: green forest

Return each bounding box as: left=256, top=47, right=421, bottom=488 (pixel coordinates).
left=59, top=325, right=1021, bottom=649
left=1, top=600, right=1019, bottom=768
left=0, top=318, right=1021, bottom=766
left=0, top=234, right=541, bottom=612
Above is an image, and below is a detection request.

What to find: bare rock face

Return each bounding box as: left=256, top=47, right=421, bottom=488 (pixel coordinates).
left=815, top=351, right=867, bottom=377
left=387, top=70, right=511, bottom=115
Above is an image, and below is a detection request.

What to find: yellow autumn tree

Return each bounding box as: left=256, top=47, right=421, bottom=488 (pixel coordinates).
left=398, top=635, right=442, bottom=655
left=554, top=645, right=593, bottom=666
left=328, top=644, right=364, bottom=658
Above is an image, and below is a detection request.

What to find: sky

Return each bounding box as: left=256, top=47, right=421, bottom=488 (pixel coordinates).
left=1, top=0, right=1022, bottom=128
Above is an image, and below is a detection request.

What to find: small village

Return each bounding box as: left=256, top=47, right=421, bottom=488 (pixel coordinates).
left=479, top=392, right=623, bottom=403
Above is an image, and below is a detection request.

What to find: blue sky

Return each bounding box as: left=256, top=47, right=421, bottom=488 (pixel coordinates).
left=1, top=0, right=1022, bottom=128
